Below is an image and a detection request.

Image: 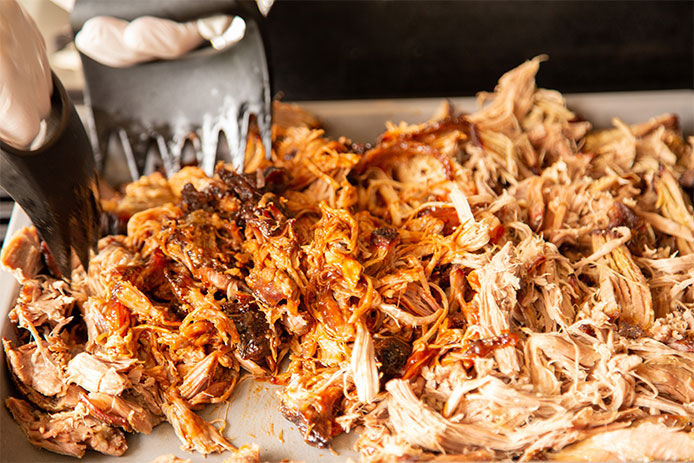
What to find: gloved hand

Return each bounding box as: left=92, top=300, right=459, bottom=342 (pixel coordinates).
left=75, top=14, right=248, bottom=68
left=74, top=0, right=273, bottom=68
left=0, top=0, right=52, bottom=149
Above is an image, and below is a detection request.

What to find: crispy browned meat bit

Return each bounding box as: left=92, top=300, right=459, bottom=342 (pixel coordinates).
left=279, top=371, right=345, bottom=448
left=373, top=336, right=411, bottom=382
left=221, top=298, right=271, bottom=362
left=3, top=58, right=694, bottom=461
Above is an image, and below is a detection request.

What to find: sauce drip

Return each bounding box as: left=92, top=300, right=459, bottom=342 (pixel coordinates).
left=463, top=332, right=518, bottom=358
left=401, top=347, right=438, bottom=380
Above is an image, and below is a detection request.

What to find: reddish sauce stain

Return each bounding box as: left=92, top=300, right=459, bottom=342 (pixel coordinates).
left=670, top=339, right=694, bottom=353
left=79, top=393, right=128, bottom=428
left=105, top=296, right=131, bottom=334
left=460, top=300, right=480, bottom=326
left=266, top=376, right=288, bottom=385
left=463, top=332, right=518, bottom=358
left=402, top=347, right=438, bottom=380
left=418, top=206, right=460, bottom=235
left=467, top=271, right=480, bottom=292
left=527, top=255, right=547, bottom=273
left=489, top=223, right=506, bottom=244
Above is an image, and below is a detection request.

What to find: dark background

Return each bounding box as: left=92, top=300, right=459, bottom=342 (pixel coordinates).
left=266, top=0, right=694, bottom=100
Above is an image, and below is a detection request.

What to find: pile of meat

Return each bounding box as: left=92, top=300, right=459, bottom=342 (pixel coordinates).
left=3, top=58, right=694, bottom=461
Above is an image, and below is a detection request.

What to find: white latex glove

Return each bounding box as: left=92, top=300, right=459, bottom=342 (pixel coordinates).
left=75, top=15, right=241, bottom=68
left=74, top=2, right=272, bottom=68
left=0, top=0, right=53, bottom=149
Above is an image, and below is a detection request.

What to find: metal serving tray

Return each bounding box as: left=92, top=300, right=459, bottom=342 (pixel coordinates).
left=1, top=92, right=693, bottom=462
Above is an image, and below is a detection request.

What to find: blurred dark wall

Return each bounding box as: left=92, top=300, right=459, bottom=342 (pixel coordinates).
left=266, top=0, right=694, bottom=100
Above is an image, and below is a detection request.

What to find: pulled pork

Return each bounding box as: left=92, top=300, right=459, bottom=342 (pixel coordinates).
left=3, top=61, right=694, bottom=461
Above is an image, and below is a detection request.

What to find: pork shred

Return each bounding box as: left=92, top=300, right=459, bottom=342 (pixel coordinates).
left=6, top=397, right=127, bottom=457
left=1, top=226, right=43, bottom=282
left=3, top=57, right=694, bottom=461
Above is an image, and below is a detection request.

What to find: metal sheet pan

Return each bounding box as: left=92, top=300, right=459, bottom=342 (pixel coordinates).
left=1, top=91, right=693, bottom=462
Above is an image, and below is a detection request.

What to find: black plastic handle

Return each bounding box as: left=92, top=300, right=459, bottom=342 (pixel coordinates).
left=0, top=74, right=100, bottom=278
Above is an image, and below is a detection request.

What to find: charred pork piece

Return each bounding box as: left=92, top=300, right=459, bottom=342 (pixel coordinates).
left=261, top=166, right=291, bottom=194
left=374, top=336, right=411, bottom=382
left=607, top=201, right=644, bottom=230
left=178, top=178, right=238, bottom=217
left=279, top=373, right=344, bottom=448
left=370, top=227, right=399, bottom=248
left=217, top=166, right=263, bottom=203
left=242, top=196, right=290, bottom=237
left=215, top=163, right=291, bottom=236
left=221, top=299, right=271, bottom=362
left=158, top=209, right=243, bottom=293
left=181, top=182, right=217, bottom=212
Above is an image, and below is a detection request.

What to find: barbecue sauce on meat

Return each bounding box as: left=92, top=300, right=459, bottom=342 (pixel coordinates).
left=221, top=299, right=271, bottom=362
left=463, top=333, right=518, bottom=358
left=279, top=384, right=343, bottom=448
left=216, top=164, right=291, bottom=236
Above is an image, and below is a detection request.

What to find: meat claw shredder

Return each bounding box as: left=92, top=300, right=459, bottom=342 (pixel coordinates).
left=70, top=0, right=273, bottom=184
left=0, top=73, right=100, bottom=279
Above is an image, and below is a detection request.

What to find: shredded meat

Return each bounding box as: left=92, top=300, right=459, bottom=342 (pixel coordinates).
left=3, top=339, right=66, bottom=398
left=66, top=353, right=130, bottom=396
left=150, top=456, right=192, bottom=463
left=548, top=421, right=694, bottom=461
left=3, top=57, right=694, bottom=461
left=160, top=390, right=235, bottom=454
left=5, top=397, right=127, bottom=457
left=8, top=276, right=76, bottom=332
left=1, top=226, right=43, bottom=282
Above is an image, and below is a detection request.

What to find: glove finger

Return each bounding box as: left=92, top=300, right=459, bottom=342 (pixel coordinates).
left=207, top=16, right=246, bottom=51
left=123, top=16, right=204, bottom=60
left=75, top=16, right=155, bottom=67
